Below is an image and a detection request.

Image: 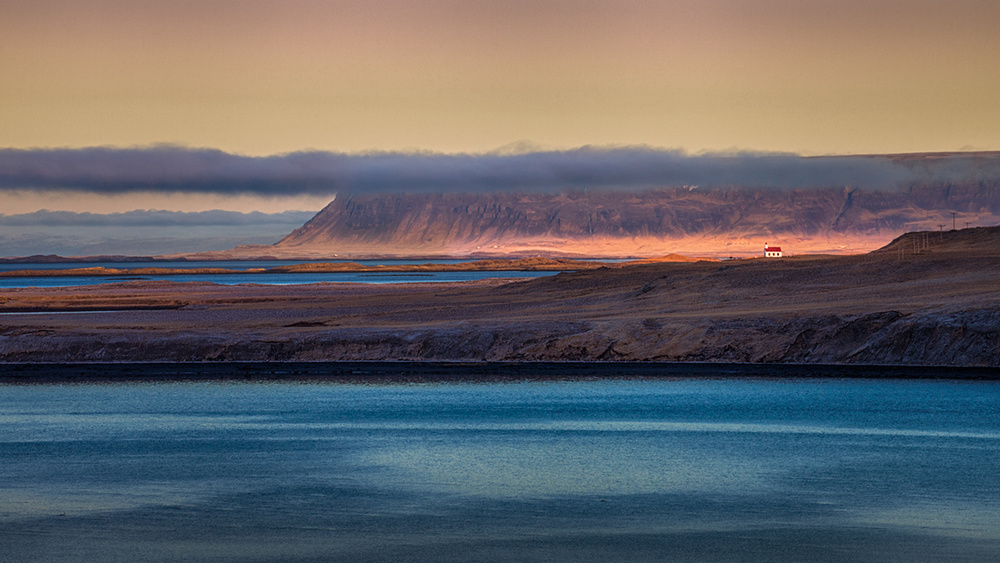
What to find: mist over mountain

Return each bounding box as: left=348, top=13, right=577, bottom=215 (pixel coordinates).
left=6, top=149, right=999, bottom=259
left=5, top=147, right=1000, bottom=196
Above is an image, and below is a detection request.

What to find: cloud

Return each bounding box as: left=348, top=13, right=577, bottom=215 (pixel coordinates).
left=0, top=232, right=288, bottom=257
left=0, top=209, right=316, bottom=227
left=2, top=146, right=999, bottom=195
left=0, top=209, right=317, bottom=256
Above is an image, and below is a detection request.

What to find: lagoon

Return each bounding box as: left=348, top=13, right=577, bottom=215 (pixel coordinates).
left=0, top=259, right=560, bottom=288
left=2, top=371, right=999, bottom=562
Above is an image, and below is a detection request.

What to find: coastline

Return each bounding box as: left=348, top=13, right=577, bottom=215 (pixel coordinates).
left=0, top=256, right=706, bottom=278
left=2, top=228, right=999, bottom=367
left=3, top=361, right=999, bottom=383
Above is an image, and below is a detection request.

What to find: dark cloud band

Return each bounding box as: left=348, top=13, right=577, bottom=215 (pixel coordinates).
left=1, top=146, right=999, bottom=195
left=0, top=209, right=317, bottom=227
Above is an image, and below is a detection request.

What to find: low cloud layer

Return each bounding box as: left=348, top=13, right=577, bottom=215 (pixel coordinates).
left=0, top=209, right=316, bottom=228
left=0, top=209, right=316, bottom=257
left=3, top=146, right=1000, bottom=196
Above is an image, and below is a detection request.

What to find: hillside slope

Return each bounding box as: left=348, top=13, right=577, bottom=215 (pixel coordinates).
left=4, top=226, right=1000, bottom=366
left=273, top=182, right=1000, bottom=258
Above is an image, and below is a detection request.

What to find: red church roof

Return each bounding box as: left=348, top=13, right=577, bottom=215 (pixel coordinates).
left=765, top=246, right=782, bottom=252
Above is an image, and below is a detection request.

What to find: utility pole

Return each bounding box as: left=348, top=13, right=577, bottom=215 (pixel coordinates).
left=938, top=224, right=945, bottom=231
left=951, top=212, right=957, bottom=230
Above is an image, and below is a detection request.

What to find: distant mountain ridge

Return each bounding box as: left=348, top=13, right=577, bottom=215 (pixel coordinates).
left=155, top=151, right=1000, bottom=260
left=272, top=180, right=1000, bottom=258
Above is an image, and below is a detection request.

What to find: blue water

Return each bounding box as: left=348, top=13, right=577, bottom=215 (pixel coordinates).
left=0, top=260, right=562, bottom=288
left=0, top=270, right=558, bottom=288
left=2, top=376, right=1000, bottom=562
left=0, top=258, right=631, bottom=274
left=0, top=260, right=472, bottom=272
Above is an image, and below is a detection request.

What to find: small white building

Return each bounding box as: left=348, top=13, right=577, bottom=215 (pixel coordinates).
left=764, top=243, right=782, bottom=258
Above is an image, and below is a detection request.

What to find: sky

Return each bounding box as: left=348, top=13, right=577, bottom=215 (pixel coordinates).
left=4, top=0, right=998, bottom=158
left=1, top=0, right=999, bottom=255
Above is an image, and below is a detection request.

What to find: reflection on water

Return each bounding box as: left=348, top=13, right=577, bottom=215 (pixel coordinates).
left=2, top=377, right=1000, bottom=562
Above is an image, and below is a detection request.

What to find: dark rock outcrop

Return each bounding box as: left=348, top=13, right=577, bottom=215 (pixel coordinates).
left=3, top=309, right=997, bottom=366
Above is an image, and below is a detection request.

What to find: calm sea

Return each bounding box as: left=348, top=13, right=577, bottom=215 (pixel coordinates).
left=0, top=260, right=561, bottom=288
left=2, top=373, right=1000, bottom=562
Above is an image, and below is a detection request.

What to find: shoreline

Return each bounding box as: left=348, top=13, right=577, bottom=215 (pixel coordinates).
left=2, top=361, right=999, bottom=383
left=3, top=229, right=999, bottom=366
left=0, top=257, right=635, bottom=278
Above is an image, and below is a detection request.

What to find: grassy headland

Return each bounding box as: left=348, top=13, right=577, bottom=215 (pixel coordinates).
left=1, top=227, right=998, bottom=366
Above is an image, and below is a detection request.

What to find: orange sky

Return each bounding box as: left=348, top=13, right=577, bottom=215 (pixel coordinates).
left=3, top=0, right=999, bottom=158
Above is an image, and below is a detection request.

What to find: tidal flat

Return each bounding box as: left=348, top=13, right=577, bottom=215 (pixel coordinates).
left=2, top=372, right=1000, bottom=562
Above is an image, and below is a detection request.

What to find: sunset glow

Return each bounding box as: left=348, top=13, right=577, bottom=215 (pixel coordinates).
left=3, top=0, right=998, bottom=157
left=2, top=0, right=999, bottom=255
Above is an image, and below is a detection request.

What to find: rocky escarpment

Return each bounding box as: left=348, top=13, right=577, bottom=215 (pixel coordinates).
left=2, top=308, right=997, bottom=366
left=274, top=181, right=1000, bottom=257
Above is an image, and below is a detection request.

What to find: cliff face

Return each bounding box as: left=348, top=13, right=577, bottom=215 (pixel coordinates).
left=274, top=182, right=1000, bottom=257
left=2, top=309, right=998, bottom=366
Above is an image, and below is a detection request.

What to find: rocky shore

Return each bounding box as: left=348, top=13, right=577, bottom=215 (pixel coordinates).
left=1, top=307, right=997, bottom=366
